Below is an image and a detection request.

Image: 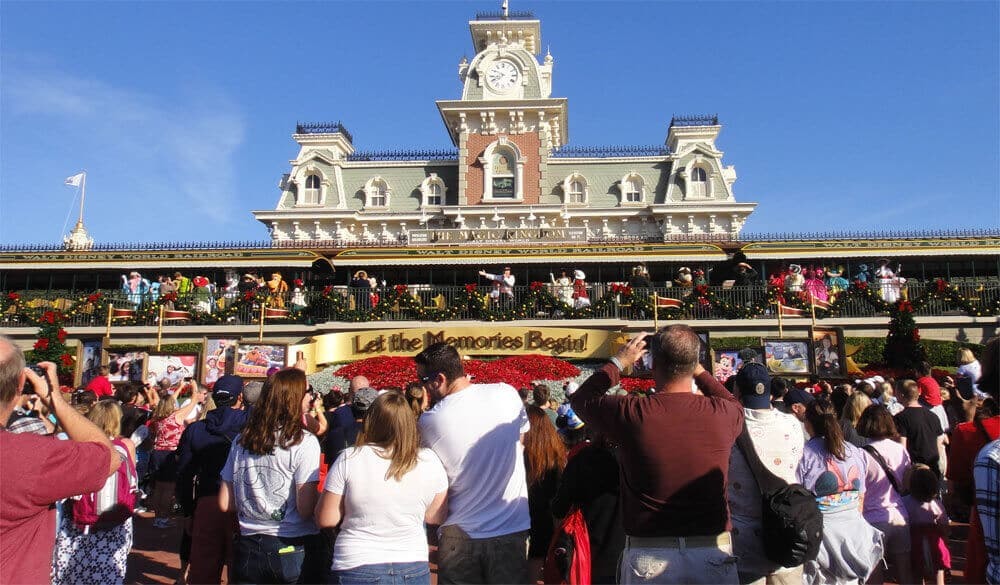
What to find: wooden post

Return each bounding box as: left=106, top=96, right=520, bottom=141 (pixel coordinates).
left=258, top=302, right=266, bottom=342
left=810, top=298, right=817, bottom=328
left=651, top=293, right=658, bottom=331
left=777, top=301, right=784, bottom=338
left=156, top=305, right=165, bottom=351
left=104, top=302, right=114, bottom=341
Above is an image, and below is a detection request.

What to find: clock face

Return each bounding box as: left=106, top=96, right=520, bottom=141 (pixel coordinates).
left=486, top=60, right=519, bottom=92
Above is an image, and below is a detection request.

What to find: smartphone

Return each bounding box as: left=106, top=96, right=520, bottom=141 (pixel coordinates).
left=21, top=364, right=47, bottom=395
left=630, top=334, right=657, bottom=378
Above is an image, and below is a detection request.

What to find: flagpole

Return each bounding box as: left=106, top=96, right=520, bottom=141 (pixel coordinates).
left=652, top=293, right=658, bottom=331
left=777, top=301, right=784, bottom=338
left=156, top=305, right=165, bottom=351
left=259, top=302, right=266, bottom=342
left=78, top=171, right=87, bottom=224
left=105, top=302, right=114, bottom=341
left=810, top=297, right=817, bottom=328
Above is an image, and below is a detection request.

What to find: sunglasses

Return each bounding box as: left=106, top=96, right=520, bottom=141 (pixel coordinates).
left=419, top=372, right=440, bottom=384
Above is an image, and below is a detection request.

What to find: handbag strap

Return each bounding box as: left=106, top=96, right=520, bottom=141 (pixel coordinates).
left=861, top=444, right=902, bottom=495
left=735, top=423, right=787, bottom=496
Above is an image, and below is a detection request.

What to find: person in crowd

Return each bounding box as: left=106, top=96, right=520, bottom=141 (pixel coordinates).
left=148, top=388, right=205, bottom=529
left=840, top=391, right=871, bottom=448
left=830, top=383, right=852, bottom=419
left=532, top=383, right=558, bottom=426
left=905, top=465, right=951, bottom=585
left=915, top=362, right=949, bottom=433
left=783, top=386, right=816, bottom=422
left=415, top=342, right=531, bottom=584
left=0, top=338, right=121, bottom=584
left=796, top=398, right=884, bottom=585
left=158, top=275, right=177, bottom=309
left=173, top=271, right=192, bottom=295
left=727, top=362, right=806, bottom=585
left=551, top=426, right=624, bottom=584
left=856, top=404, right=914, bottom=585
left=948, top=395, right=997, bottom=520
left=316, top=390, right=448, bottom=584
left=86, top=365, right=114, bottom=398
left=972, top=336, right=1000, bottom=585
left=115, top=383, right=151, bottom=439
left=479, top=266, right=516, bottom=308
left=325, top=387, right=377, bottom=467
left=52, top=399, right=137, bottom=585
left=404, top=381, right=429, bottom=417
left=570, top=326, right=744, bottom=584
left=243, top=379, right=263, bottom=408
left=940, top=378, right=973, bottom=433
left=956, top=347, right=982, bottom=398
left=882, top=381, right=905, bottom=415
left=6, top=390, right=56, bottom=435
left=174, top=375, right=248, bottom=584
left=524, top=404, right=567, bottom=581
left=219, top=368, right=322, bottom=584
left=894, top=379, right=946, bottom=478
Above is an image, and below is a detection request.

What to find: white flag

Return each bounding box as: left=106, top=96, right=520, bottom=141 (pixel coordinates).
left=65, top=172, right=85, bottom=187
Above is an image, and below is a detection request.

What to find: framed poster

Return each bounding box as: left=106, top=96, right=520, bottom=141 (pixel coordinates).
left=146, top=353, right=199, bottom=389
left=711, top=348, right=744, bottom=384
left=201, top=337, right=238, bottom=388
left=233, top=342, right=288, bottom=378
left=762, top=338, right=813, bottom=376
left=810, top=326, right=848, bottom=379
left=75, top=338, right=104, bottom=387
left=103, top=348, right=147, bottom=384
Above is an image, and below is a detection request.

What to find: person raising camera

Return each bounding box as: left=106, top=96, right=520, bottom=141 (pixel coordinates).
left=570, top=325, right=744, bottom=584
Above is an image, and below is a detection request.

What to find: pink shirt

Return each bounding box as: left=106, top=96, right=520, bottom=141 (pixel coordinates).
left=862, top=438, right=910, bottom=525
left=152, top=416, right=185, bottom=451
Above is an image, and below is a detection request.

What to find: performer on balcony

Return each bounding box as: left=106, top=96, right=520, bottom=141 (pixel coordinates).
left=675, top=267, right=693, bottom=288
left=350, top=271, right=372, bottom=311
left=876, top=259, right=906, bottom=303
left=265, top=272, right=288, bottom=308
left=784, top=264, right=805, bottom=293
left=803, top=267, right=829, bottom=303
left=479, top=266, right=515, bottom=308
left=572, top=270, right=590, bottom=309
left=121, top=271, right=150, bottom=308
left=550, top=269, right=574, bottom=306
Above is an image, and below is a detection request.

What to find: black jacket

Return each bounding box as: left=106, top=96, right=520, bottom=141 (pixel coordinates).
left=175, top=406, right=249, bottom=515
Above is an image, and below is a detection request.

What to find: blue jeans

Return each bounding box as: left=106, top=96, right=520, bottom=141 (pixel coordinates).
left=333, top=561, right=430, bottom=585
left=233, top=533, right=322, bottom=584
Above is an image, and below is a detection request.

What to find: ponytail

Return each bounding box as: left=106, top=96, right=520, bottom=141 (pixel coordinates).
left=806, top=397, right=845, bottom=460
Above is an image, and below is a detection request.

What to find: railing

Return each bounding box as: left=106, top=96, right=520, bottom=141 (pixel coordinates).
left=550, top=145, right=670, bottom=158
left=347, top=148, right=458, bottom=162
left=670, top=114, right=720, bottom=127
left=2, top=281, right=996, bottom=328
left=474, top=10, right=535, bottom=19
left=295, top=121, right=353, bottom=143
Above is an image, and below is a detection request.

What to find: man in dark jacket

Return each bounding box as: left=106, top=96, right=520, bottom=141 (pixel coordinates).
left=175, top=375, right=248, bottom=584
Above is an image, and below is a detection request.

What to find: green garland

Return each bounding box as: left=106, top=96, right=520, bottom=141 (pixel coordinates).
left=1, top=278, right=996, bottom=327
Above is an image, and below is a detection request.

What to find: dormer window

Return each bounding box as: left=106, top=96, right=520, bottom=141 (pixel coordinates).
left=620, top=173, right=646, bottom=205
left=420, top=174, right=447, bottom=208
left=303, top=175, right=321, bottom=205
left=562, top=173, right=589, bottom=205
left=480, top=138, right=525, bottom=202
left=365, top=177, right=391, bottom=209
left=690, top=166, right=708, bottom=198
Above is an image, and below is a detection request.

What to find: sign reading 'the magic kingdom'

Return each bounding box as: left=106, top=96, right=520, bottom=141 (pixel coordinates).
left=298, top=327, right=623, bottom=363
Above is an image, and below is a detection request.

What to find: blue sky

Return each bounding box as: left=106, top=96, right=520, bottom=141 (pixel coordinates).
left=2, top=1, right=998, bottom=244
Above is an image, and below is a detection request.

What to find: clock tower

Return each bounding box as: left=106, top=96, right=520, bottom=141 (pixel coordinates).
left=437, top=8, right=568, bottom=207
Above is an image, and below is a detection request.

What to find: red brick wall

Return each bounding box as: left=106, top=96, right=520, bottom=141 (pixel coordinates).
left=465, top=133, right=541, bottom=206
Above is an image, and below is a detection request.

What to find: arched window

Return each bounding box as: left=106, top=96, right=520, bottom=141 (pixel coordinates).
left=365, top=177, right=391, bottom=209
left=569, top=180, right=584, bottom=203
left=304, top=175, right=321, bottom=205
left=480, top=138, right=524, bottom=202
left=492, top=152, right=515, bottom=198
left=690, top=166, right=708, bottom=198
left=428, top=183, right=442, bottom=206
left=621, top=173, right=645, bottom=204
left=420, top=173, right=447, bottom=208
left=562, top=173, right=589, bottom=205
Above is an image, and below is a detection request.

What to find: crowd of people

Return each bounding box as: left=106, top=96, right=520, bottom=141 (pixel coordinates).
left=0, top=329, right=998, bottom=585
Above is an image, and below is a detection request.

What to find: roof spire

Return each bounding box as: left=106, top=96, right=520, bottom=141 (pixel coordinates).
left=502, top=0, right=509, bottom=18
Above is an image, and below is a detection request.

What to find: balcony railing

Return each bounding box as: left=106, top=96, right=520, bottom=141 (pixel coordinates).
left=2, top=280, right=996, bottom=328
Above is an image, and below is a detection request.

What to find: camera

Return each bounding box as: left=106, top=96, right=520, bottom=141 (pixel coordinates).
left=630, top=334, right=657, bottom=378
left=21, top=364, right=48, bottom=395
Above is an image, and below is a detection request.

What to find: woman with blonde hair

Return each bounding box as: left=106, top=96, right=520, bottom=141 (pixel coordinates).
left=219, top=368, right=322, bottom=583
left=316, top=390, right=447, bottom=584
left=956, top=347, right=982, bottom=397
left=148, top=386, right=205, bottom=529
left=52, top=400, right=137, bottom=585
left=840, top=391, right=872, bottom=448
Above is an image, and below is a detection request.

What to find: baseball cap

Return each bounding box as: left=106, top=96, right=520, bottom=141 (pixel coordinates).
left=352, top=387, right=379, bottom=413
left=734, top=363, right=771, bottom=409
left=242, top=380, right=264, bottom=406
left=784, top=387, right=816, bottom=409
left=212, top=375, right=244, bottom=406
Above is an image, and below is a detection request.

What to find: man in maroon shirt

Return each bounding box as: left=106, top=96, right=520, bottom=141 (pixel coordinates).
left=571, top=325, right=743, bottom=584
left=0, top=336, right=120, bottom=584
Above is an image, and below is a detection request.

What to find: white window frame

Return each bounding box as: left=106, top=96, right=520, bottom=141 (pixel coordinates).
left=303, top=174, right=321, bottom=205
left=562, top=172, right=588, bottom=205
left=419, top=173, right=447, bottom=208
left=619, top=172, right=646, bottom=205
left=688, top=164, right=712, bottom=199
left=364, top=177, right=391, bottom=210
left=479, top=137, right=525, bottom=202
left=296, top=166, right=327, bottom=206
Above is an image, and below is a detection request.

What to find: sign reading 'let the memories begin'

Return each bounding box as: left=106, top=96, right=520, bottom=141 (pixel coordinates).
left=301, top=327, right=621, bottom=363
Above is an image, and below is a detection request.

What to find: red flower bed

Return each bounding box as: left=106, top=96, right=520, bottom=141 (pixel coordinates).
left=620, top=377, right=656, bottom=393
left=333, top=354, right=580, bottom=390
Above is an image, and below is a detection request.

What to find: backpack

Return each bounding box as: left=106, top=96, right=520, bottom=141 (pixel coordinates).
left=736, top=426, right=823, bottom=568
left=71, top=438, right=138, bottom=532
left=542, top=507, right=591, bottom=585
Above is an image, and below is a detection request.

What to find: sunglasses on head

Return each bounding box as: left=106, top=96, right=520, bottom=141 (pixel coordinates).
left=419, top=372, right=440, bottom=384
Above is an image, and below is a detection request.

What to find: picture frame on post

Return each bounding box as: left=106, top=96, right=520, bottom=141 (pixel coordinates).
left=761, top=338, right=813, bottom=376
left=146, top=352, right=199, bottom=390
left=810, top=326, right=848, bottom=379
left=102, top=348, right=148, bottom=384
left=233, top=342, right=288, bottom=378
left=711, top=347, right=758, bottom=384
left=201, top=337, right=238, bottom=388
left=75, top=338, right=104, bottom=388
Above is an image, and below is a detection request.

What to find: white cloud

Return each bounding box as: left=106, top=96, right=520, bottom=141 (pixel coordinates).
left=3, top=66, right=246, bottom=228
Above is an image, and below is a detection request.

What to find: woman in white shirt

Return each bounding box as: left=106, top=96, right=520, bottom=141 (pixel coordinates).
left=316, top=390, right=448, bottom=584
